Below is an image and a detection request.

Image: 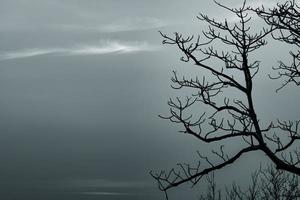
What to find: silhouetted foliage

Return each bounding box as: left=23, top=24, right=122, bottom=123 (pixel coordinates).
left=151, top=0, right=300, bottom=199
left=200, top=166, right=300, bottom=200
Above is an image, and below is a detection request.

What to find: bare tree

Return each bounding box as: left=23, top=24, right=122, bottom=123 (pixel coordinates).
left=199, top=173, right=221, bottom=200
left=254, top=0, right=300, bottom=90
left=200, top=166, right=300, bottom=200
left=150, top=1, right=300, bottom=199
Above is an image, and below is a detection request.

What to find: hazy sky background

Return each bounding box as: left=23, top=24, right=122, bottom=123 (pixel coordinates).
left=0, top=0, right=299, bottom=199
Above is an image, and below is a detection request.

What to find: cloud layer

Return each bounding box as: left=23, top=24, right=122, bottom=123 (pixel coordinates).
left=0, top=41, right=159, bottom=60
left=58, top=17, right=168, bottom=33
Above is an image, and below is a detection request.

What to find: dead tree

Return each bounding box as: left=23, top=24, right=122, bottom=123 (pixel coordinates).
left=254, top=0, right=300, bottom=90
left=200, top=166, right=300, bottom=200
left=150, top=1, right=300, bottom=199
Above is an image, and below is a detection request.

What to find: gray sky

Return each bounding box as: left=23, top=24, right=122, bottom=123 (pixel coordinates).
left=0, top=0, right=299, bottom=199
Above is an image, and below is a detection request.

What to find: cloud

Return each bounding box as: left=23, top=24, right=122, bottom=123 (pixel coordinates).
left=0, top=41, right=159, bottom=60
left=58, top=178, right=153, bottom=189
left=58, top=17, right=168, bottom=33
left=60, top=179, right=156, bottom=198
left=82, top=192, right=126, bottom=196
left=81, top=191, right=156, bottom=197
left=69, top=41, right=157, bottom=55
left=0, top=48, right=63, bottom=60
left=100, top=17, right=168, bottom=32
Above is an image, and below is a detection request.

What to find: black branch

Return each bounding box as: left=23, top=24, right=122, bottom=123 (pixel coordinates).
left=152, top=0, right=300, bottom=199
left=254, top=0, right=300, bottom=90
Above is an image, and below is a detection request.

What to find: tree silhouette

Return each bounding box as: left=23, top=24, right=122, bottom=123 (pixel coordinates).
left=200, top=165, right=300, bottom=200
left=254, top=0, right=300, bottom=91
left=151, top=1, right=300, bottom=199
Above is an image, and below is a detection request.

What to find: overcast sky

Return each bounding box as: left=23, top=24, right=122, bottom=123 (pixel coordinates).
left=0, top=0, right=299, bottom=200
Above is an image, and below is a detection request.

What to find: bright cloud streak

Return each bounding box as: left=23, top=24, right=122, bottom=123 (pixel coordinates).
left=0, top=41, right=159, bottom=61
left=0, top=48, right=64, bottom=60
left=100, top=17, right=168, bottom=32
left=56, top=178, right=154, bottom=197
left=81, top=191, right=155, bottom=197
left=58, top=17, right=168, bottom=33
left=69, top=41, right=155, bottom=55
left=82, top=192, right=130, bottom=196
